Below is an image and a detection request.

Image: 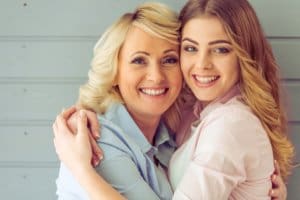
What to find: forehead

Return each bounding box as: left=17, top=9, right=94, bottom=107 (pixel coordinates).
left=182, top=16, right=229, bottom=41
left=120, top=26, right=178, bottom=55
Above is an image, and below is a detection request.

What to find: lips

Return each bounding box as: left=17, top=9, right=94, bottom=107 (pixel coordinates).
left=140, top=88, right=168, bottom=96
left=194, top=75, right=219, bottom=84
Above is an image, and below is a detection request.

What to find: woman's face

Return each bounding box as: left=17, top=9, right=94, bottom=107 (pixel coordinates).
left=117, top=26, right=182, bottom=121
left=180, top=16, right=240, bottom=106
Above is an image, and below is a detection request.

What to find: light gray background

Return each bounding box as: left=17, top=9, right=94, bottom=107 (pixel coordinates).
left=0, top=0, right=299, bottom=199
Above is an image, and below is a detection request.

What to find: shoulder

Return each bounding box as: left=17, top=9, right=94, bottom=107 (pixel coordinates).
left=97, top=103, right=133, bottom=146
left=96, top=104, right=143, bottom=161
left=205, top=98, right=263, bottom=133
left=96, top=117, right=136, bottom=159
left=197, top=98, right=270, bottom=154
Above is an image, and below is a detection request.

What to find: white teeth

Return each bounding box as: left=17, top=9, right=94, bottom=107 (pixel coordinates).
left=141, top=88, right=166, bottom=96
left=195, top=76, right=218, bottom=84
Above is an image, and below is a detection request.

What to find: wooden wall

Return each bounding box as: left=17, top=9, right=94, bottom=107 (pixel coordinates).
left=0, top=0, right=298, bottom=199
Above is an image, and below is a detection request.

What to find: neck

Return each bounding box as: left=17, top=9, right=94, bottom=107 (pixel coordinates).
left=130, top=113, right=161, bottom=144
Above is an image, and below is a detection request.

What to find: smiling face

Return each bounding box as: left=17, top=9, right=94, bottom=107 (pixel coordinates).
left=116, top=26, right=182, bottom=122
left=180, top=16, right=240, bottom=106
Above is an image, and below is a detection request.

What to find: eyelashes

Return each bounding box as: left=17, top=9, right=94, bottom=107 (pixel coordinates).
left=183, top=45, right=197, bottom=52
left=162, top=57, right=179, bottom=64
left=211, top=47, right=232, bottom=54
left=130, top=55, right=179, bottom=66
left=182, top=45, right=232, bottom=55
left=131, top=57, right=146, bottom=65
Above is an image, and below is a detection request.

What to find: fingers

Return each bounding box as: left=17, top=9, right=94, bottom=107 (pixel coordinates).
left=92, top=153, right=100, bottom=167
left=88, top=132, right=103, bottom=166
left=269, top=188, right=280, bottom=198
left=53, top=106, right=76, bottom=137
left=275, top=175, right=287, bottom=199
left=78, top=110, right=88, bottom=135
left=274, top=160, right=281, bottom=176
left=270, top=161, right=287, bottom=200
left=54, top=114, right=71, bottom=137
left=61, top=106, right=77, bottom=119
left=271, top=160, right=281, bottom=187
left=85, top=110, right=100, bottom=139
left=78, top=109, right=102, bottom=165
left=272, top=174, right=279, bottom=187
left=59, top=107, right=76, bottom=130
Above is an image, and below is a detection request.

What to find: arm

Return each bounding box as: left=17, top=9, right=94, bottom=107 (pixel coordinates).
left=53, top=109, right=162, bottom=200
left=270, top=160, right=287, bottom=200
left=54, top=109, right=125, bottom=200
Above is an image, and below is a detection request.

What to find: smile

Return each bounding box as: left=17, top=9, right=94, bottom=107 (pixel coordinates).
left=194, top=75, right=219, bottom=84
left=140, top=88, right=168, bottom=96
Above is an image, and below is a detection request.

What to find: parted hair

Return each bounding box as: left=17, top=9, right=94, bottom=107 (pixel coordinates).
left=179, top=0, right=294, bottom=180
left=78, top=2, right=181, bottom=132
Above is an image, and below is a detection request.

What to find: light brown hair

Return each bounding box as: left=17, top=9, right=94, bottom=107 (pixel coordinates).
left=179, top=0, right=294, bottom=180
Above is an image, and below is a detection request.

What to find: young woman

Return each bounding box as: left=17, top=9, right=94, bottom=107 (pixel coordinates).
left=169, top=0, right=294, bottom=198
left=54, top=2, right=182, bottom=199
left=54, top=0, right=293, bottom=199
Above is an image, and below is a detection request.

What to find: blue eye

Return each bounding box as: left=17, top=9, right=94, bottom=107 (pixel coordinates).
left=183, top=45, right=197, bottom=52
left=212, top=47, right=231, bottom=54
left=162, top=57, right=178, bottom=65
left=131, top=57, right=146, bottom=65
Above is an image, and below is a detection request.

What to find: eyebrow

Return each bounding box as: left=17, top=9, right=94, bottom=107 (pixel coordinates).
left=131, top=49, right=178, bottom=57
left=163, top=49, right=178, bottom=54
left=182, top=37, right=231, bottom=45
left=131, top=51, right=150, bottom=57
left=209, top=40, right=231, bottom=45
left=182, top=38, right=198, bottom=45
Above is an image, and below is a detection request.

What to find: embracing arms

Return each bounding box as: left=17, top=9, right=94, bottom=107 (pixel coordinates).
left=53, top=106, right=287, bottom=200
left=53, top=108, right=126, bottom=200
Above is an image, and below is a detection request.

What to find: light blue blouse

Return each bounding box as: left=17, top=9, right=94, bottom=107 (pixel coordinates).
left=56, top=103, right=176, bottom=200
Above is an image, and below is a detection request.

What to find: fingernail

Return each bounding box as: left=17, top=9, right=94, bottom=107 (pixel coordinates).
left=94, top=131, right=100, bottom=139
left=272, top=174, right=276, bottom=181
left=99, top=154, right=103, bottom=160
left=93, top=159, right=100, bottom=167
left=80, top=110, right=85, bottom=118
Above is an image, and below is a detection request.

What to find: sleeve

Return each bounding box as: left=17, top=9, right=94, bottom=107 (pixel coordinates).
left=172, top=115, right=249, bottom=200
left=56, top=163, right=90, bottom=200
left=96, top=153, right=161, bottom=200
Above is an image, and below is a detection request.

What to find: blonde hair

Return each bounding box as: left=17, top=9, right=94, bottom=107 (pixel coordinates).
left=78, top=2, right=181, bottom=131
left=180, top=0, right=294, bottom=180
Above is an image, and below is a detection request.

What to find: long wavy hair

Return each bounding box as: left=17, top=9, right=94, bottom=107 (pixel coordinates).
left=78, top=2, right=182, bottom=132
left=179, top=0, right=294, bottom=180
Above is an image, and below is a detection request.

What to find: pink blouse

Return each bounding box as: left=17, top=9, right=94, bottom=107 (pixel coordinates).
left=169, top=87, right=274, bottom=200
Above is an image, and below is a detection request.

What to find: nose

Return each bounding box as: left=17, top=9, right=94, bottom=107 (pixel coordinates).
left=196, top=51, right=212, bottom=70
left=146, top=63, right=165, bottom=83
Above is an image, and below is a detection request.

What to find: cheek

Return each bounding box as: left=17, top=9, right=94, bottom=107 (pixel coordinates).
left=167, top=69, right=183, bottom=86
left=116, top=73, right=136, bottom=94
left=180, top=59, right=190, bottom=77
left=225, top=62, right=240, bottom=85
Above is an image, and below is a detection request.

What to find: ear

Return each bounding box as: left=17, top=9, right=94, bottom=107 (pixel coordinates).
left=112, top=77, right=118, bottom=87
left=113, top=70, right=120, bottom=86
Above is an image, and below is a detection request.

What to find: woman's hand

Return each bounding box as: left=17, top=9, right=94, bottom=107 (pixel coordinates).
left=67, top=106, right=100, bottom=140
left=269, top=160, right=287, bottom=200
left=53, top=109, right=93, bottom=172
left=61, top=106, right=103, bottom=166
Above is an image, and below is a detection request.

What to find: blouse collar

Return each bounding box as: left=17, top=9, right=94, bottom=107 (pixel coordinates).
left=193, top=84, right=241, bottom=120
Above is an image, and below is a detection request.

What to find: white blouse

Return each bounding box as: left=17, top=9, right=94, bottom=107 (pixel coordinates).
left=170, top=94, right=274, bottom=200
